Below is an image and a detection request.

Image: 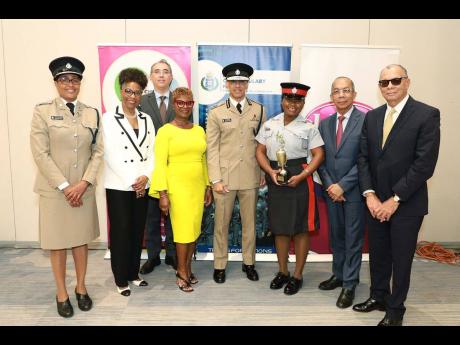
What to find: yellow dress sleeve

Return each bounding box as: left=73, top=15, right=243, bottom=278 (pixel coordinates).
left=199, top=127, right=211, bottom=187
left=149, top=126, right=169, bottom=198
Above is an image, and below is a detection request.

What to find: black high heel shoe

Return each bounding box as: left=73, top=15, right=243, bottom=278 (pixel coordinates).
left=75, top=289, right=93, bottom=311
left=176, top=272, right=194, bottom=292
left=56, top=296, right=74, bottom=318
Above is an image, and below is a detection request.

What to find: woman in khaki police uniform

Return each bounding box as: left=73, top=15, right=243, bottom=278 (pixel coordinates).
left=255, top=83, right=324, bottom=296
left=30, top=56, right=103, bottom=318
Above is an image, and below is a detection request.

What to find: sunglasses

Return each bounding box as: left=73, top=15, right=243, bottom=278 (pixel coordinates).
left=378, top=77, right=408, bottom=87
left=175, top=100, right=195, bottom=108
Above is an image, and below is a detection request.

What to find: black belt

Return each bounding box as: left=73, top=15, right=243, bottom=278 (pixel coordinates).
left=269, top=157, right=307, bottom=166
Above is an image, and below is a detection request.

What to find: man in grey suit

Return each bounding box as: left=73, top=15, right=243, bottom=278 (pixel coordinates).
left=139, top=59, right=177, bottom=274
left=317, top=77, right=365, bottom=308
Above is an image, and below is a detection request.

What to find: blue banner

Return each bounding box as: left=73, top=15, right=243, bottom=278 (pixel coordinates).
left=197, top=44, right=292, bottom=255
left=197, top=44, right=292, bottom=129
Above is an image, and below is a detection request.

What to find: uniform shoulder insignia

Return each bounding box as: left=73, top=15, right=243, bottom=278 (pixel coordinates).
left=210, top=101, right=226, bottom=110
left=35, top=100, right=53, bottom=107
left=247, top=98, right=263, bottom=107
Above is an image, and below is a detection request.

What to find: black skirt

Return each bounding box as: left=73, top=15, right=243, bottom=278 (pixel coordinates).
left=267, top=158, right=319, bottom=236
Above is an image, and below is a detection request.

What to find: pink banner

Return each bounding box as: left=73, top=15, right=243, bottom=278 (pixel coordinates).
left=98, top=45, right=191, bottom=113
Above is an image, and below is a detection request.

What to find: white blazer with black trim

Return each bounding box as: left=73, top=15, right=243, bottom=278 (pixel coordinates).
left=102, top=105, right=155, bottom=191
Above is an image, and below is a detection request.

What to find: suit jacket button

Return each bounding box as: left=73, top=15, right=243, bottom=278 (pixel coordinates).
left=131, top=159, right=134, bottom=162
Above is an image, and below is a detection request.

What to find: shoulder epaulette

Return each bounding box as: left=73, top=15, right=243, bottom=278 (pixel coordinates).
left=247, top=98, right=263, bottom=107
left=35, top=100, right=53, bottom=107
left=210, top=100, right=227, bottom=110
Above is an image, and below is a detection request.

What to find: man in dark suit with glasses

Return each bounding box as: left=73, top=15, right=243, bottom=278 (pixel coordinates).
left=354, top=64, right=440, bottom=326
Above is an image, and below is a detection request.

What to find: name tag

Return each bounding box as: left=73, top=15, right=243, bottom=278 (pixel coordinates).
left=222, top=118, right=232, bottom=123
left=264, top=127, right=271, bottom=131
left=51, top=116, right=64, bottom=120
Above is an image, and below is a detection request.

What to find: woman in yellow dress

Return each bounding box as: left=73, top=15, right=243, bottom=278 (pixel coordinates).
left=150, top=87, right=212, bottom=292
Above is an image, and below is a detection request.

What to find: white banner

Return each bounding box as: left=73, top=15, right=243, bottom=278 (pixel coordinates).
left=300, top=44, right=400, bottom=124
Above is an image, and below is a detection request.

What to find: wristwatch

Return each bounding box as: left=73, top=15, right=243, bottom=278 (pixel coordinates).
left=393, top=195, right=400, bottom=203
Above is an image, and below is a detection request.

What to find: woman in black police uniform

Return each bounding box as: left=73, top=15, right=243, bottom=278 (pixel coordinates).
left=255, top=83, right=324, bottom=295
left=102, top=68, right=155, bottom=296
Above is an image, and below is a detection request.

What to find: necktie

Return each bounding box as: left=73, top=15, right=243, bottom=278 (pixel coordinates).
left=159, top=96, right=167, bottom=123
left=336, top=115, right=345, bottom=148
left=66, top=102, right=75, bottom=115
left=236, top=103, right=242, bottom=114
left=382, top=107, right=396, bottom=148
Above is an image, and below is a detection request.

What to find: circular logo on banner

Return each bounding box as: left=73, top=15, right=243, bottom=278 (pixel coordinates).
left=198, top=59, right=226, bottom=105
left=200, top=72, right=219, bottom=91
left=101, top=50, right=188, bottom=113
left=305, top=101, right=373, bottom=126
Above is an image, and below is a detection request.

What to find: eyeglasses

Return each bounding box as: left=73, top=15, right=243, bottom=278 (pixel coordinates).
left=123, top=88, right=143, bottom=97
left=331, top=88, right=353, bottom=96
left=57, top=76, right=81, bottom=85
left=378, top=77, right=408, bottom=87
left=175, top=100, right=195, bottom=108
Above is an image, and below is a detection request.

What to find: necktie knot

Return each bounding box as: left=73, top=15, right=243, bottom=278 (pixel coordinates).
left=338, top=115, right=345, bottom=123
left=66, top=102, right=75, bottom=115
left=236, top=103, right=242, bottom=114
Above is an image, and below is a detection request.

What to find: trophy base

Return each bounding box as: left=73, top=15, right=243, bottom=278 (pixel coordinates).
left=276, top=175, right=289, bottom=186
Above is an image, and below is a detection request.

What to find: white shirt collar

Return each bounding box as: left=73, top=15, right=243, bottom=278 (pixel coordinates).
left=337, top=106, right=354, bottom=119
left=387, top=94, right=410, bottom=114
left=153, top=89, right=169, bottom=99
left=61, top=98, right=77, bottom=106
left=229, top=97, right=246, bottom=110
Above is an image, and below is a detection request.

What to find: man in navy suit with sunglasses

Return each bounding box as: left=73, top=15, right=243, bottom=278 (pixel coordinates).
left=354, top=64, right=440, bottom=326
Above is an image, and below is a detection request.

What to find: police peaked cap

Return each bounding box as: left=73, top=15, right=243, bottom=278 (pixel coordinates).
left=280, top=82, right=310, bottom=97
left=49, top=56, right=85, bottom=79
left=222, top=63, right=254, bottom=81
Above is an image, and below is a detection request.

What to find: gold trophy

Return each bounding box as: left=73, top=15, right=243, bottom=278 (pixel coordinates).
left=275, top=132, right=289, bottom=185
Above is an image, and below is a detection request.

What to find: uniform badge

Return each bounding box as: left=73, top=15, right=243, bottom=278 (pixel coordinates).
left=292, top=87, right=297, bottom=94
left=235, top=69, right=240, bottom=75
left=251, top=114, right=258, bottom=121
left=51, top=115, right=64, bottom=120
left=65, top=63, right=72, bottom=69
left=222, top=118, right=232, bottom=123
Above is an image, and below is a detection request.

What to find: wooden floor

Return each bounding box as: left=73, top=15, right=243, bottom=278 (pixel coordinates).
left=0, top=248, right=459, bottom=326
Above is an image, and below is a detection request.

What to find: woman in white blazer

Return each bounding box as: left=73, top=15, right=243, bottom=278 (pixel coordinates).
left=102, top=68, right=155, bottom=296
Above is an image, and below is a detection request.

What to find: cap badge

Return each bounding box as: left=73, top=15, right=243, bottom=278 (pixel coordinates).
left=235, top=69, right=240, bottom=75
left=65, top=63, right=72, bottom=69
left=292, top=87, right=297, bottom=94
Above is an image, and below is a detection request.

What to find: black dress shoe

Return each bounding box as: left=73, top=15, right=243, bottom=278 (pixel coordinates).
left=56, top=297, right=74, bottom=318
left=75, top=289, right=93, bottom=311
left=378, top=315, right=403, bottom=326
left=352, top=297, right=386, bottom=312
left=318, top=275, right=343, bottom=290
left=284, top=277, right=303, bottom=295
left=242, top=264, right=259, bottom=281
left=270, top=272, right=290, bottom=290
left=165, top=255, right=178, bottom=270
left=213, top=269, right=226, bottom=284
left=139, top=256, right=161, bottom=274
left=336, top=288, right=355, bottom=309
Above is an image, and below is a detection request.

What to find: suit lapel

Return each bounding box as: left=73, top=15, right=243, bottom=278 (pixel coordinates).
left=376, top=106, right=386, bottom=150
left=114, top=106, right=144, bottom=160
left=337, top=108, right=360, bottom=153
left=166, top=91, right=175, bottom=123
left=328, top=114, right=338, bottom=152
left=147, top=92, right=163, bottom=126
left=382, top=97, right=415, bottom=152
